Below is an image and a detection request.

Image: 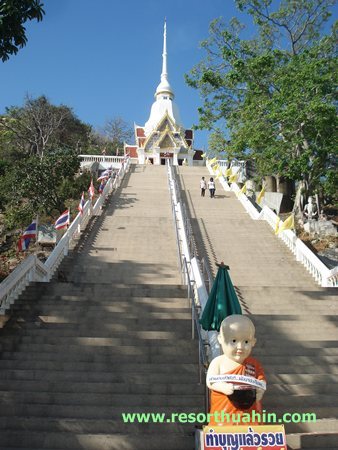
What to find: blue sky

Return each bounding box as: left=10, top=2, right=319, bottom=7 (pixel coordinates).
left=0, top=1, right=336, bottom=150
left=0, top=0, right=248, bottom=150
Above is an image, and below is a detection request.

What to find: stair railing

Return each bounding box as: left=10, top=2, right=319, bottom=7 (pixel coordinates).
left=201, top=257, right=214, bottom=294
left=207, top=161, right=338, bottom=287
left=166, top=161, right=210, bottom=415
left=183, top=256, right=210, bottom=416
left=0, top=158, right=131, bottom=314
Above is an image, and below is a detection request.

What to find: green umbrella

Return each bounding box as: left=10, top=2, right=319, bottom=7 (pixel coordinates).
left=199, top=262, right=242, bottom=331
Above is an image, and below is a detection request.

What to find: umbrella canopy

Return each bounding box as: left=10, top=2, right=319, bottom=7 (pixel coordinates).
left=200, top=262, right=242, bottom=331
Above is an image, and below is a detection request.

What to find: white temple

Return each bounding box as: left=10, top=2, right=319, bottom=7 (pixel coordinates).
left=124, top=21, right=196, bottom=166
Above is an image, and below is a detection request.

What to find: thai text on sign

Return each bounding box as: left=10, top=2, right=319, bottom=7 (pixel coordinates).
left=203, top=425, right=286, bottom=450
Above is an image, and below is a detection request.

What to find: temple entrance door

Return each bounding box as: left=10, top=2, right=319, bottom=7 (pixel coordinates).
left=160, top=152, right=172, bottom=165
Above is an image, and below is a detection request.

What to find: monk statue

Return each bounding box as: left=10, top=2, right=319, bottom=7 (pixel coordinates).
left=206, top=315, right=266, bottom=425
left=303, top=196, right=318, bottom=221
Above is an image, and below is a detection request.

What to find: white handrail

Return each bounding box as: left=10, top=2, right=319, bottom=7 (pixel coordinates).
left=167, top=163, right=221, bottom=361
left=209, top=161, right=338, bottom=288
left=78, top=155, right=125, bottom=164
left=0, top=157, right=131, bottom=314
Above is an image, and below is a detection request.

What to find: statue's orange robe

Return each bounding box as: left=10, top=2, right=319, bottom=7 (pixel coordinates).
left=208, top=356, right=266, bottom=426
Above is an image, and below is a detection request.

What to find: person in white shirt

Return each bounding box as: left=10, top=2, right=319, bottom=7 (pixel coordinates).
left=208, top=177, right=216, bottom=198
left=200, top=176, right=207, bottom=197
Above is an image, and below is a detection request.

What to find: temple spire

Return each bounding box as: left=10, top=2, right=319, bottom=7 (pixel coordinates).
left=161, top=19, right=168, bottom=83
left=155, top=19, right=174, bottom=99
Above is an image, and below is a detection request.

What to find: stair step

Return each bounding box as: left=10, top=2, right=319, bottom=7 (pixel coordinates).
left=257, top=355, right=338, bottom=365
left=265, top=383, right=338, bottom=395
left=263, top=393, right=338, bottom=407
left=2, top=336, right=337, bottom=354
left=15, top=296, right=189, bottom=307
left=244, top=308, right=338, bottom=314
left=0, top=380, right=205, bottom=395
left=0, top=335, right=196, bottom=347
left=0, top=404, right=203, bottom=420
left=258, top=373, right=338, bottom=384
left=12, top=303, right=191, bottom=314
left=7, top=316, right=192, bottom=329
left=254, top=347, right=338, bottom=356
left=0, top=390, right=203, bottom=407
left=0, top=430, right=196, bottom=450
left=1, top=390, right=334, bottom=409
left=0, top=369, right=202, bottom=384
left=2, top=350, right=336, bottom=366
left=261, top=405, right=337, bottom=418
left=2, top=328, right=191, bottom=339
left=0, top=349, right=198, bottom=363
left=0, top=416, right=195, bottom=434
left=287, top=431, right=338, bottom=449
left=10, top=310, right=192, bottom=321
left=23, top=282, right=188, bottom=298
left=0, top=360, right=200, bottom=373
left=282, top=418, right=338, bottom=434
left=263, top=365, right=338, bottom=374
left=251, top=316, right=338, bottom=323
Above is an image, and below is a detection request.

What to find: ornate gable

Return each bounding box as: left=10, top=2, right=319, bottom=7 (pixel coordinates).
left=156, top=112, right=178, bottom=133
left=143, top=112, right=190, bottom=151
left=157, top=128, right=176, bottom=149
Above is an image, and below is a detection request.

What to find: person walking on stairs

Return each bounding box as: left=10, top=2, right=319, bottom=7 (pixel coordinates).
left=208, top=177, right=216, bottom=198
left=200, top=176, right=207, bottom=197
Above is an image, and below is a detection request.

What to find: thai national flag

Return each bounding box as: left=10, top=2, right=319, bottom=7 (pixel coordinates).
left=101, top=169, right=110, bottom=177
left=97, top=174, right=109, bottom=182
left=78, top=192, right=85, bottom=215
left=55, top=210, right=70, bottom=230
left=98, top=181, right=105, bottom=194
left=17, top=220, right=37, bottom=252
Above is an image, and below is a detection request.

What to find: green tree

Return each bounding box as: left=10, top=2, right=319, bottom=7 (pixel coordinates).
left=0, top=95, right=91, bottom=158
left=0, top=0, right=45, bottom=62
left=101, top=116, right=133, bottom=155
left=0, top=149, right=80, bottom=228
left=186, top=0, right=337, bottom=203
left=52, top=110, right=92, bottom=153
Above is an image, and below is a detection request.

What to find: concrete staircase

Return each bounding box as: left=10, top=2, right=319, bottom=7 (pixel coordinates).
left=177, top=166, right=338, bottom=450
left=0, top=165, right=205, bottom=449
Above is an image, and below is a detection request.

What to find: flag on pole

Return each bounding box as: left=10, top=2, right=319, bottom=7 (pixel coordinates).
left=78, top=192, right=85, bottom=215
left=225, top=168, right=232, bottom=177
left=237, top=183, right=247, bottom=196
left=201, top=152, right=206, bottom=158
left=97, top=173, right=109, bottom=182
left=17, top=220, right=38, bottom=252
left=55, top=210, right=70, bottom=230
left=274, top=217, right=281, bottom=234
left=229, top=173, right=238, bottom=183
left=88, top=179, right=95, bottom=200
left=277, top=214, right=294, bottom=234
left=102, top=169, right=111, bottom=177
left=98, top=181, right=106, bottom=194
left=257, top=186, right=266, bottom=204
left=208, top=157, right=217, bottom=165
left=97, top=175, right=108, bottom=182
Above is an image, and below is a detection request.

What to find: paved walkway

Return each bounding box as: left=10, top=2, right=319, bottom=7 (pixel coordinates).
left=72, top=164, right=181, bottom=285
left=177, top=166, right=314, bottom=287
left=177, top=165, right=338, bottom=442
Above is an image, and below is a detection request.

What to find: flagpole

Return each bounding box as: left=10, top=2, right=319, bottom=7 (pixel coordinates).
left=35, top=214, right=39, bottom=249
